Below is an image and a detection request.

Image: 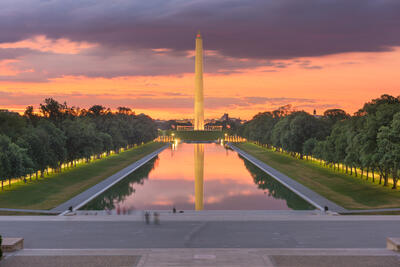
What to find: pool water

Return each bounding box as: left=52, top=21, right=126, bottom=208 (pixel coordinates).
left=82, top=143, right=314, bottom=211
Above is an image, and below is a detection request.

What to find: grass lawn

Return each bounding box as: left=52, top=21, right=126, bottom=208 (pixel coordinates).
left=161, top=130, right=224, bottom=141
left=0, top=211, right=53, bottom=216
left=341, top=211, right=400, bottom=215
left=235, top=142, right=400, bottom=210
left=0, top=142, right=165, bottom=210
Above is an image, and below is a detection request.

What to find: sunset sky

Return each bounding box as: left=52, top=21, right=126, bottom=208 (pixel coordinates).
left=1, top=0, right=399, bottom=120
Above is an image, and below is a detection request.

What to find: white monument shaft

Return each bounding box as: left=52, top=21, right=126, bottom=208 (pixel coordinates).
left=194, top=31, right=204, bottom=130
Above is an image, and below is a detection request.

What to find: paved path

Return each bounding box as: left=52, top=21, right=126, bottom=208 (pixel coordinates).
left=51, top=144, right=169, bottom=213
left=229, top=144, right=347, bottom=212
left=72, top=209, right=326, bottom=219
left=2, top=248, right=399, bottom=267
left=1, top=215, right=400, bottom=249
left=2, top=211, right=400, bottom=222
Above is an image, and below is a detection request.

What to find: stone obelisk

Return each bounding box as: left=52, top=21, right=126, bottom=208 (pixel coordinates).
left=194, top=31, right=204, bottom=130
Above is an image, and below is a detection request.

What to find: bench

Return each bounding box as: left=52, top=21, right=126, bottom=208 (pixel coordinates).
left=1, top=238, right=24, bottom=252
left=387, top=237, right=400, bottom=251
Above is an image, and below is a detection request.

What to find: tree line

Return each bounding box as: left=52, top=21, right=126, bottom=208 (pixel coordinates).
left=0, top=98, right=158, bottom=189
left=239, top=94, right=400, bottom=189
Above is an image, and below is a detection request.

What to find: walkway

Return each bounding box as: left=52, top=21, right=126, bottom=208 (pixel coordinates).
left=229, top=144, right=347, bottom=212
left=1, top=214, right=400, bottom=248
left=51, top=144, right=169, bottom=214
left=2, top=248, right=399, bottom=267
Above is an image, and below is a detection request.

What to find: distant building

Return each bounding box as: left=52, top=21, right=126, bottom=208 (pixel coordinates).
left=176, top=125, right=222, bottom=131
left=312, top=109, right=322, bottom=118
left=219, top=113, right=229, bottom=122
left=156, top=113, right=243, bottom=131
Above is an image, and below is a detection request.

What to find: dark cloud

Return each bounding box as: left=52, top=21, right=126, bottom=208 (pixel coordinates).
left=1, top=0, right=400, bottom=60
left=0, top=45, right=280, bottom=81
left=0, top=48, right=34, bottom=60
left=295, top=60, right=323, bottom=70
left=2, top=0, right=398, bottom=81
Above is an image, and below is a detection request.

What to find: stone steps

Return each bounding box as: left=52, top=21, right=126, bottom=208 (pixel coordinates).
left=1, top=238, right=24, bottom=252
left=387, top=237, right=400, bottom=251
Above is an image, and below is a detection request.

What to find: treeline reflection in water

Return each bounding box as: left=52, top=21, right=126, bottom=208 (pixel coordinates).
left=239, top=155, right=314, bottom=210
left=82, top=156, right=159, bottom=211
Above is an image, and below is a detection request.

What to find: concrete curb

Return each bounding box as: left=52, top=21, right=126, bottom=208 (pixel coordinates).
left=4, top=248, right=399, bottom=267
left=0, top=208, right=59, bottom=215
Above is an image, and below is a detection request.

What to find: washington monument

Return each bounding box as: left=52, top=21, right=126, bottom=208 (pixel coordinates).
left=194, top=31, right=204, bottom=130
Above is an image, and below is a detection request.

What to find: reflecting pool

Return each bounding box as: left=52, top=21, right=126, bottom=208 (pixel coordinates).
left=82, top=143, right=314, bottom=211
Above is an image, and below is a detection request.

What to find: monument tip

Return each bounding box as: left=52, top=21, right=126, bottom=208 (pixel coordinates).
left=196, top=30, right=201, bottom=38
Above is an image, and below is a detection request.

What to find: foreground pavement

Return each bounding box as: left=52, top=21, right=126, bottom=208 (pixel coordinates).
left=2, top=213, right=400, bottom=266
left=1, top=248, right=399, bottom=267
left=1, top=213, right=400, bottom=249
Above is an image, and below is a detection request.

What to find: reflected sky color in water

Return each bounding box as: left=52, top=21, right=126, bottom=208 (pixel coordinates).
left=83, top=143, right=314, bottom=211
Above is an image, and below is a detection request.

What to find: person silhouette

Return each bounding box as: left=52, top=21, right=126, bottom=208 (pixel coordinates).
left=154, top=212, right=160, bottom=225
left=144, top=211, right=150, bottom=224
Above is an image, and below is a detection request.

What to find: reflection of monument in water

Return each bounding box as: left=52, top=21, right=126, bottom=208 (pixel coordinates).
left=194, top=143, right=204, bottom=210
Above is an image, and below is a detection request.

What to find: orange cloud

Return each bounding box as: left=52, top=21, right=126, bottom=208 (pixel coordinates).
left=0, top=60, right=20, bottom=76
left=0, top=59, right=34, bottom=76
left=0, top=35, right=96, bottom=54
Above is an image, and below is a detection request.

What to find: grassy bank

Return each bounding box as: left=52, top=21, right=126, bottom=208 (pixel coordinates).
left=161, top=130, right=224, bottom=141
left=0, top=142, right=165, bottom=210
left=175, top=130, right=223, bottom=141
left=235, top=142, right=400, bottom=210
left=341, top=211, right=400, bottom=215
left=0, top=211, right=53, bottom=216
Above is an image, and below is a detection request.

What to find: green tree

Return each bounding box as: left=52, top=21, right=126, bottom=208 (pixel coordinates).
left=323, top=109, right=350, bottom=126
left=302, top=138, right=317, bottom=160
left=0, top=135, right=32, bottom=189
left=0, top=110, right=27, bottom=141
left=377, top=112, right=400, bottom=189
left=62, top=119, right=101, bottom=164
left=38, top=121, right=67, bottom=172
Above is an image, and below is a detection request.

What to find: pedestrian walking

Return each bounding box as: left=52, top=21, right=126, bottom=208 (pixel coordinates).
left=144, top=211, right=150, bottom=224
left=154, top=212, right=160, bottom=225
